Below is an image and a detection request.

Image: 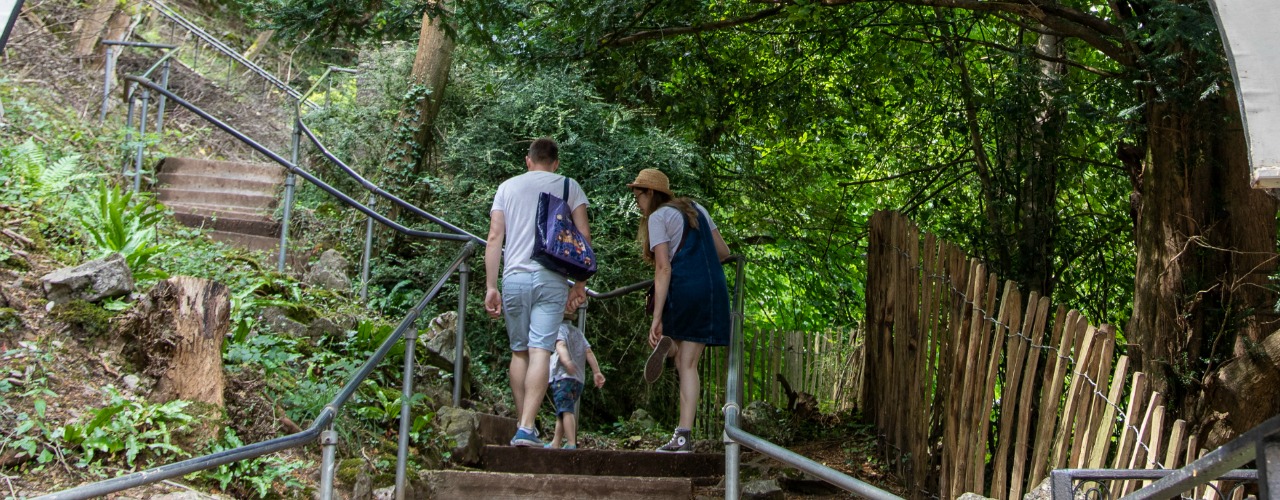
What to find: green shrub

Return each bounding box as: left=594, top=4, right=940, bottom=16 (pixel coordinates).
left=0, top=138, right=97, bottom=205
left=189, top=427, right=310, bottom=498
left=61, top=386, right=196, bottom=469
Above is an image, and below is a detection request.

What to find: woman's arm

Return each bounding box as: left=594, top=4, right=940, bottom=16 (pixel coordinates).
left=649, top=242, right=672, bottom=347
left=711, top=228, right=731, bottom=261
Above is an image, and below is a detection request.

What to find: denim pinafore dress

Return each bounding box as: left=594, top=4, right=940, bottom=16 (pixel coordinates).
left=661, top=208, right=731, bottom=346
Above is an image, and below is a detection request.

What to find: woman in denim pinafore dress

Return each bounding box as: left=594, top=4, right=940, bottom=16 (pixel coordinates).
left=627, top=168, right=731, bottom=453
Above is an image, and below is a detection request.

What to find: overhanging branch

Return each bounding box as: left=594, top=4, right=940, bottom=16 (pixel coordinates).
left=601, top=0, right=1133, bottom=67
left=602, top=6, right=785, bottom=46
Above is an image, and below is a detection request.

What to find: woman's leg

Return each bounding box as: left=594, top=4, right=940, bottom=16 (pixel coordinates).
left=673, top=340, right=706, bottom=430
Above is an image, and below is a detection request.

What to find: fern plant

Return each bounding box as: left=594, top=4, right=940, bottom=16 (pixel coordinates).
left=77, top=182, right=174, bottom=281
left=0, top=138, right=96, bottom=203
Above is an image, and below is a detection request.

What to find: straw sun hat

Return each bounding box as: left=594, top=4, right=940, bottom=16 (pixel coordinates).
left=626, top=168, right=673, bottom=197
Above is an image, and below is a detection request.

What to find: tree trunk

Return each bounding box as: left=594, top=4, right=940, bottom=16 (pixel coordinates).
left=1013, top=33, right=1066, bottom=297
left=98, top=2, right=137, bottom=73
left=390, top=0, right=454, bottom=181
left=384, top=1, right=454, bottom=246
left=72, top=0, right=121, bottom=61
left=1128, top=91, right=1278, bottom=429
left=242, top=29, right=275, bottom=62
left=116, top=276, right=230, bottom=408
left=1201, top=330, right=1280, bottom=448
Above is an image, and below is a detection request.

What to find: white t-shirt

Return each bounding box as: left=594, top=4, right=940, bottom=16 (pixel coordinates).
left=491, top=170, right=589, bottom=277
left=648, top=203, right=715, bottom=261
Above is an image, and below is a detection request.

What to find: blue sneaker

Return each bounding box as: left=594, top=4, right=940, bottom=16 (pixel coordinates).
left=510, top=428, right=543, bottom=447
left=563, top=444, right=577, bottom=450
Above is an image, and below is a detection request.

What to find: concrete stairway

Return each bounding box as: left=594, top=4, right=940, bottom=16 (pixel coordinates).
left=420, top=414, right=725, bottom=499
left=154, top=157, right=285, bottom=255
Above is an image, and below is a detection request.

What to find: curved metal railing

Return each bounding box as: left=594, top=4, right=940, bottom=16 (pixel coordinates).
left=718, top=255, right=902, bottom=500
left=141, top=0, right=310, bottom=106
left=123, top=76, right=470, bottom=243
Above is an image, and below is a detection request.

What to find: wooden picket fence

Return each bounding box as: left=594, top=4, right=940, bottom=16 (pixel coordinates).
left=863, top=210, right=1235, bottom=499
left=693, top=328, right=863, bottom=439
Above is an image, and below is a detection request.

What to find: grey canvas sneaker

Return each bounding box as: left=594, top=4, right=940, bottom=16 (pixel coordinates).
left=645, top=336, right=675, bottom=383
left=656, top=429, right=693, bottom=453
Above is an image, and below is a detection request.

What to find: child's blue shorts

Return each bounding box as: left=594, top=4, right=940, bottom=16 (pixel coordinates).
left=551, top=378, right=583, bottom=416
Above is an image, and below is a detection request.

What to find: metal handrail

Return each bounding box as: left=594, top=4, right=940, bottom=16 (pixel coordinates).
left=123, top=76, right=470, bottom=243
left=296, top=120, right=481, bottom=242
left=42, top=75, right=482, bottom=500
left=1045, top=412, right=1280, bottom=499
left=720, top=254, right=901, bottom=500
left=141, top=0, right=311, bottom=107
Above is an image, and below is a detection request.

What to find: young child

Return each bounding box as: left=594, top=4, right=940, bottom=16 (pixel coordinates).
left=546, top=313, right=605, bottom=449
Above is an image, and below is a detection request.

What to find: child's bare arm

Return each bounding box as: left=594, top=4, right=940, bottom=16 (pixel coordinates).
left=556, top=340, right=578, bottom=376
left=586, top=348, right=604, bottom=388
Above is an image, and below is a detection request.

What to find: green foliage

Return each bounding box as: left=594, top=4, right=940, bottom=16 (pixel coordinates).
left=189, top=427, right=310, bottom=498
left=225, top=334, right=305, bottom=373
left=0, top=345, right=62, bottom=470
left=76, top=182, right=174, bottom=281
left=61, top=387, right=195, bottom=469
left=232, top=0, right=443, bottom=48
left=0, top=139, right=97, bottom=204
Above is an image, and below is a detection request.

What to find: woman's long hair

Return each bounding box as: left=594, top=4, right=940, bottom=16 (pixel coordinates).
left=637, top=189, right=700, bottom=264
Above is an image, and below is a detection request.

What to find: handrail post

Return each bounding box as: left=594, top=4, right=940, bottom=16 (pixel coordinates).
left=396, top=326, right=419, bottom=500
left=155, top=58, right=171, bottom=133
left=360, top=193, right=375, bottom=302
left=1262, top=435, right=1280, bottom=498
left=724, top=257, right=746, bottom=500
left=453, top=261, right=469, bottom=406
left=278, top=116, right=300, bottom=273
left=121, top=83, right=137, bottom=175
left=133, top=88, right=151, bottom=193
left=100, top=45, right=114, bottom=123
left=319, top=427, right=338, bottom=500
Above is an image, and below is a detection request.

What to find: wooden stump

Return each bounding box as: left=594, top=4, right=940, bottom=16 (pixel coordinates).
left=116, top=276, right=229, bottom=408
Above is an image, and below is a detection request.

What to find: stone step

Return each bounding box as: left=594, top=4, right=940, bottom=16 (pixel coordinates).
left=419, top=470, right=691, bottom=500
left=157, top=157, right=287, bottom=184
left=163, top=201, right=274, bottom=220
left=171, top=211, right=279, bottom=237
left=157, top=188, right=277, bottom=212
left=206, top=231, right=307, bottom=270
left=207, top=230, right=282, bottom=254
left=475, top=414, right=518, bottom=446
left=157, top=172, right=279, bottom=193
left=479, top=445, right=724, bottom=479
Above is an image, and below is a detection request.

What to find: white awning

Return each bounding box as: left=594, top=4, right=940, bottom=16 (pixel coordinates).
left=1209, top=0, right=1280, bottom=188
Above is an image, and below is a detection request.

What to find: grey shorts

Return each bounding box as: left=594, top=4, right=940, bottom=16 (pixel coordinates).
left=501, top=270, right=570, bottom=352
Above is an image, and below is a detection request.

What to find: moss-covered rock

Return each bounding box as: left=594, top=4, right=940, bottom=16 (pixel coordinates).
left=49, top=299, right=116, bottom=337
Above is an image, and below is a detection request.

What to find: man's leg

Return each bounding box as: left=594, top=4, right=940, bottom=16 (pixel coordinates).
left=501, top=273, right=534, bottom=423
left=518, top=346, right=551, bottom=430
left=515, top=270, right=569, bottom=435
left=509, top=350, right=528, bottom=418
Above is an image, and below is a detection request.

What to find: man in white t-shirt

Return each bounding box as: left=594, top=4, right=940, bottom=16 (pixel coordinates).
left=484, top=138, right=591, bottom=447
